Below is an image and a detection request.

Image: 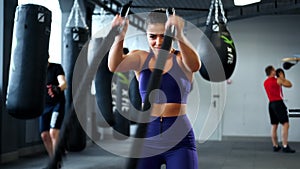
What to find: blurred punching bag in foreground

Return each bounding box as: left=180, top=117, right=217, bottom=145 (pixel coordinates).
left=6, top=4, right=51, bottom=119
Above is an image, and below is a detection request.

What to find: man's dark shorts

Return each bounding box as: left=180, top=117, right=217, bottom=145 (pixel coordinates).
left=39, top=102, right=64, bottom=133
left=269, top=100, right=289, bottom=125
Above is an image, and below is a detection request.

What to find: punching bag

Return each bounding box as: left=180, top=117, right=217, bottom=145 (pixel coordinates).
left=47, top=2, right=133, bottom=168
left=92, top=2, right=133, bottom=128
left=128, top=73, right=142, bottom=124
left=112, top=48, right=131, bottom=139
left=63, top=26, right=88, bottom=152
left=6, top=4, right=51, bottom=119
left=113, top=72, right=131, bottom=140
left=93, top=37, right=115, bottom=127
left=199, top=0, right=237, bottom=82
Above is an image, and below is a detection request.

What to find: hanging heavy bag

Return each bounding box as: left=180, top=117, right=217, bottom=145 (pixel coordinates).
left=199, top=0, right=237, bottom=82
left=128, top=72, right=142, bottom=124
left=112, top=48, right=131, bottom=139
left=47, top=2, right=133, bottom=168
left=63, top=27, right=89, bottom=117
left=63, top=26, right=89, bottom=152
left=6, top=4, right=51, bottom=119
left=93, top=2, right=133, bottom=128
left=93, top=37, right=115, bottom=127
left=113, top=72, right=131, bottom=140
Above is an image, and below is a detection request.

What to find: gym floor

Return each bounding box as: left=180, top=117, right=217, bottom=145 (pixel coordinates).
left=1, top=139, right=299, bottom=169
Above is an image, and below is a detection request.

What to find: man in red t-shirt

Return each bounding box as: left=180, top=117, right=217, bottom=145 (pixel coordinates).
left=264, top=65, right=295, bottom=153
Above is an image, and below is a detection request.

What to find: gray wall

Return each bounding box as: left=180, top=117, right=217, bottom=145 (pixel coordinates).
left=222, top=15, right=300, bottom=141
left=189, top=15, right=300, bottom=142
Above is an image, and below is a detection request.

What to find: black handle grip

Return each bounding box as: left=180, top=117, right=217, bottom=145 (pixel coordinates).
left=166, top=8, right=175, bottom=16
left=165, top=8, right=175, bottom=37
left=120, top=1, right=132, bottom=17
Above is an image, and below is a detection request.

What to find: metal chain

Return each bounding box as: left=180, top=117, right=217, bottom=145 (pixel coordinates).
left=75, top=0, right=79, bottom=27
left=214, top=0, right=219, bottom=23
left=206, top=0, right=215, bottom=25
left=219, top=0, right=227, bottom=23
left=66, top=7, right=75, bottom=27
left=65, top=0, right=88, bottom=28
left=77, top=0, right=88, bottom=28
left=206, top=0, right=228, bottom=25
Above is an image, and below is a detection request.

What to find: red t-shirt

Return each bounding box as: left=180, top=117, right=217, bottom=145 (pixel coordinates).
left=264, top=77, right=283, bottom=102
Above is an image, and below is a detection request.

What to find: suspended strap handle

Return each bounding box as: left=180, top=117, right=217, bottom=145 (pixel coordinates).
left=114, top=0, right=132, bottom=34
left=65, top=0, right=88, bottom=29
left=206, top=0, right=227, bottom=26
left=165, top=8, right=176, bottom=37
left=120, top=0, right=132, bottom=17
left=126, top=8, right=176, bottom=169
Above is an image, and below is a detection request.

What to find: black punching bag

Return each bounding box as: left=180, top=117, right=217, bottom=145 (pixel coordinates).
left=199, top=21, right=237, bottom=82
left=113, top=72, right=131, bottom=140
left=94, top=38, right=115, bottom=127
left=6, top=4, right=51, bottom=119
left=199, top=0, right=237, bottom=82
left=128, top=73, right=142, bottom=124
left=63, top=27, right=88, bottom=152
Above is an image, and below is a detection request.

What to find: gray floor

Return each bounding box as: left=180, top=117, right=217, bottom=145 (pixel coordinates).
left=1, top=139, right=300, bottom=169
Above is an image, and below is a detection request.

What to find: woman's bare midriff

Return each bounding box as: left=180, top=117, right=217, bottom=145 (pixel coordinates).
left=144, top=103, right=187, bottom=117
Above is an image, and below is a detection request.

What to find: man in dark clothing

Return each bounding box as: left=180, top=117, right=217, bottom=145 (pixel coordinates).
left=39, top=60, right=67, bottom=157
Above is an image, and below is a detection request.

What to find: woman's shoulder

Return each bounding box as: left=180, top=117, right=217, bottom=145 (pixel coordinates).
left=127, top=50, right=150, bottom=72
left=128, top=49, right=150, bottom=62
left=129, top=49, right=149, bottom=56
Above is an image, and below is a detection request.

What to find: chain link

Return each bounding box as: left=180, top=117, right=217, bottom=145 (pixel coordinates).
left=206, top=0, right=227, bottom=25
left=214, top=0, right=219, bottom=23
left=75, top=1, right=79, bottom=27
left=65, top=0, right=88, bottom=28
left=219, top=0, right=227, bottom=23
left=206, top=0, right=215, bottom=25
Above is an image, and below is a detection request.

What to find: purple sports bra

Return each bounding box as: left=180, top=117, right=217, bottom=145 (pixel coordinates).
left=138, top=51, right=192, bottom=104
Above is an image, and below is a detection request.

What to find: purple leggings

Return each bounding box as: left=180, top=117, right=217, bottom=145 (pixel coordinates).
left=137, top=115, right=198, bottom=169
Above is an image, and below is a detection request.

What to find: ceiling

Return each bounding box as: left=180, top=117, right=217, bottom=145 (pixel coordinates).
left=61, top=0, right=300, bottom=29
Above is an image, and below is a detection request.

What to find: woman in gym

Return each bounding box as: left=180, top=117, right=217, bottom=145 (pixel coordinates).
left=108, top=9, right=200, bottom=169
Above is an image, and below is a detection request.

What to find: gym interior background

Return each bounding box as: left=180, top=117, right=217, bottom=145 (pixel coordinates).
left=1, top=0, right=300, bottom=164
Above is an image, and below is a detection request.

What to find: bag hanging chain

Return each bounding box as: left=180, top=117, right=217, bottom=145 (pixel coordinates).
left=206, top=0, right=227, bottom=25
left=206, top=0, right=215, bottom=25
left=219, top=0, right=227, bottom=23
left=65, top=0, right=88, bottom=29
left=214, top=0, right=219, bottom=23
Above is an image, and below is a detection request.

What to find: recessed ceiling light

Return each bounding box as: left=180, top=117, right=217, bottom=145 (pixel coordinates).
left=234, top=0, right=261, bottom=6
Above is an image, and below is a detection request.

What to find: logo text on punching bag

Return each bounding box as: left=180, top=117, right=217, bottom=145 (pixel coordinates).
left=121, top=89, right=130, bottom=112
left=116, top=72, right=130, bottom=113
left=111, top=82, right=117, bottom=112
left=221, top=35, right=235, bottom=64
left=227, top=47, right=234, bottom=64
